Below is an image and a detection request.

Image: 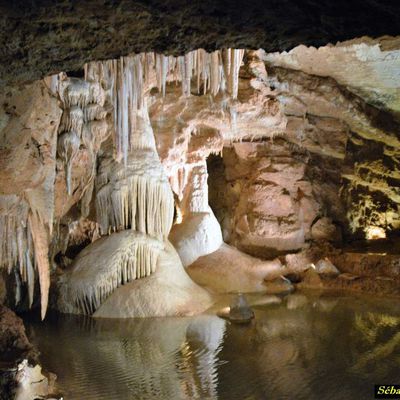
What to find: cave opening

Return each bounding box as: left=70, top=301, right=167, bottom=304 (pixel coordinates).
left=1, top=2, right=400, bottom=399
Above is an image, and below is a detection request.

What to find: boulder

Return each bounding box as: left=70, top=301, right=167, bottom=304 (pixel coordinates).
left=315, top=258, right=340, bottom=276
left=228, top=293, right=255, bottom=324
left=264, top=277, right=294, bottom=294
left=311, top=217, right=342, bottom=243
left=187, top=243, right=284, bottom=293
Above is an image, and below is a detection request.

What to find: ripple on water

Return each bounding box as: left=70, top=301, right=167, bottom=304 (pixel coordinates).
left=26, top=290, right=400, bottom=400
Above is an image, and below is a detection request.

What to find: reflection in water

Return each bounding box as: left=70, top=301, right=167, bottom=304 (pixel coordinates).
left=26, top=291, right=400, bottom=400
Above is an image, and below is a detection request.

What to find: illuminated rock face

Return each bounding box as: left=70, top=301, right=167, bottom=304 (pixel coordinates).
left=2, top=39, right=400, bottom=314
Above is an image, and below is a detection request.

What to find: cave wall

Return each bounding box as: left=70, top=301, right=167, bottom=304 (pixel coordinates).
left=1, top=40, right=400, bottom=310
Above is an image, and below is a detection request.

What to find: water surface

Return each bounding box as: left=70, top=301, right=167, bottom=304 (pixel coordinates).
left=26, top=290, right=400, bottom=400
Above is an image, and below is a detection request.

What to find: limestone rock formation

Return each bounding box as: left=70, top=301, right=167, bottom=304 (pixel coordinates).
left=94, top=241, right=212, bottom=318
left=2, top=38, right=400, bottom=321
left=0, top=81, right=61, bottom=319
left=56, top=60, right=217, bottom=317
left=187, top=243, right=283, bottom=293
left=263, top=37, right=400, bottom=117
left=169, top=209, right=223, bottom=267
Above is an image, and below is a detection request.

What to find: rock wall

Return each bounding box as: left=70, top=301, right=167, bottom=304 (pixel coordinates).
left=207, top=49, right=400, bottom=257
left=1, top=39, right=400, bottom=311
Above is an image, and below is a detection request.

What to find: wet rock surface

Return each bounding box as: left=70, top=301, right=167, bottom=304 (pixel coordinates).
left=228, top=293, right=254, bottom=324
left=0, top=305, right=35, bottom=400
left=0, top=306, right=34, bottom=363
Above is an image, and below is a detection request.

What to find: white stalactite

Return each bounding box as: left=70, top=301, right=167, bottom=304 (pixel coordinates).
left=230, top=49, right=245, bottom=99
left=84, top=48, right=244, bottom=162
left=26, top=253, right=35, bottom=308
left=28, top=210, right=50, bottom=320
left=95, top=107, right=174, bottom=239
left=0, top=203, right=48, bottom=315
left=97, top=173, right=174, bottom=238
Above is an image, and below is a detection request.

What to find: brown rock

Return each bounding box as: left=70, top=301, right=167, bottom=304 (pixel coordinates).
left=264, top=277, right=294, bottom=294
left=0, top=305, right=34, bottom=363
left=315, top=258, right=340, bottom=276
left=311, top=217, right=342, bottom=243
left=299, top=268, right=323, bottom=288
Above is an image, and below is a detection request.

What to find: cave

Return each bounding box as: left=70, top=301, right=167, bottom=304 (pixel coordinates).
left=1, top=1, right=400, bottom=399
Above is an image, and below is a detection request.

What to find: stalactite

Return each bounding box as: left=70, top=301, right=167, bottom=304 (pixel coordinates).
left=96, top=163, right=174, bottom=239
left=85, top=48, right=244, bottom=162
left=155, top=53, right=169, bottom=97
left=0, top=209, right=29, bottom=277
left=0, top=202, right=51, bottom=319
left=168, top=165, right=189, bottom=201
left=28, top=210, right=50, bottom=320
left=56, top=73, right=109, bottom=198
left=230, top=49, right=245, bottom=99
left=210, top=51, right=221, bottom=96
left=26, top=253, right=35, bottom=308
left=57, top=131, right=81, bottom=195
left=59, top=105, right=84, bottom=135
left=95, top=107, right=174, bottom=239
left=14, top=270, right=21, bottom=305
left=0, top=201, right=47, bottom=314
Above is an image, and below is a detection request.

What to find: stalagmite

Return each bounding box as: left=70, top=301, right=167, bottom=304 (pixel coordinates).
left=58, top=84, right=176, bottom=315
left=93, top=241, right=213, bottom=318
left=58, top=231, right=164, bottom=315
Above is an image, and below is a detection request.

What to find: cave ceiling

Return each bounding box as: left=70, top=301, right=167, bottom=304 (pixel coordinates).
left=1, top=0, right=400, bottom=88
